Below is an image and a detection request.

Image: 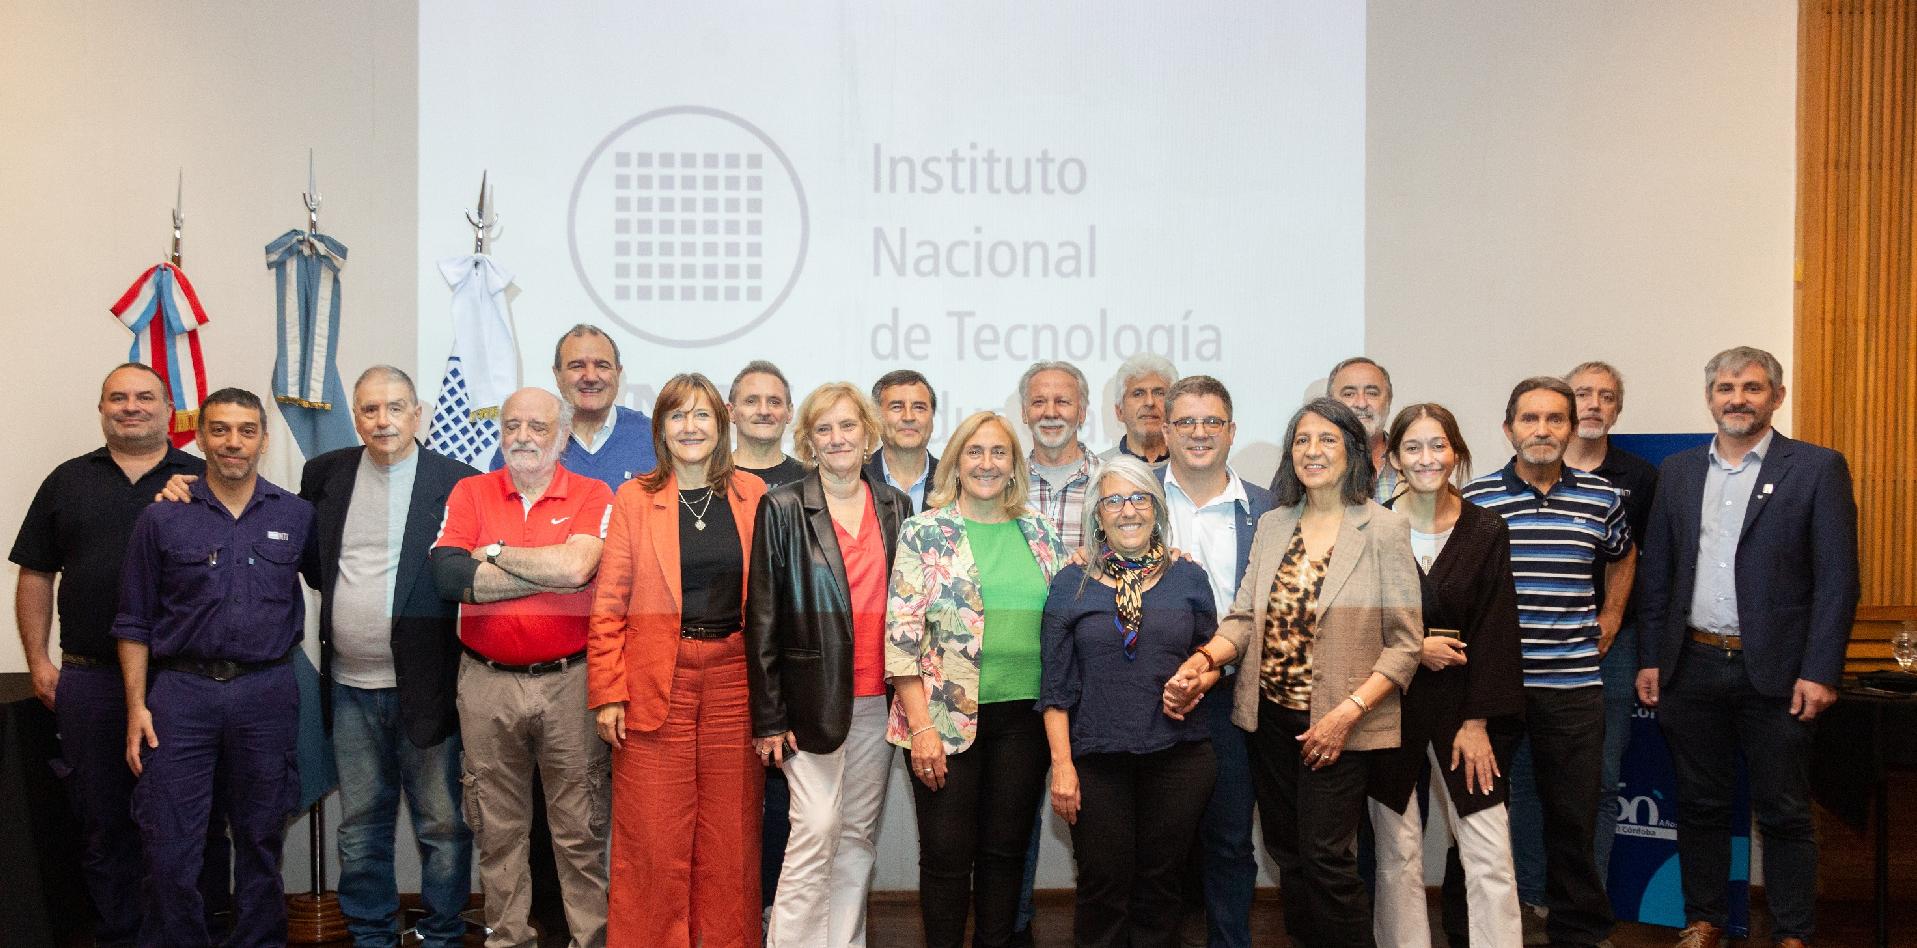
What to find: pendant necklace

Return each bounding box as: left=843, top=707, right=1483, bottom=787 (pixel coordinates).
left=680, top=487, right=716, bottom=531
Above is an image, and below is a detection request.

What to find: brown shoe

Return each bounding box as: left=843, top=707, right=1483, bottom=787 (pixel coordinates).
left=1775, top=939, right=1808, bottom=948
left=1674, top=921, right=1724, bottom=948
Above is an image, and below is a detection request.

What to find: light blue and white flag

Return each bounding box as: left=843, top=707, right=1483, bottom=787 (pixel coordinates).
left=265, top=229, right=356, bottom=459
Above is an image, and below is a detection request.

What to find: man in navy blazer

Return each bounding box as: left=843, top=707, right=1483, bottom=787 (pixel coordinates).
left=300, top=366, right=479, bottom=947
left=1635, top=346, right=1858, bottom=948
left=1158, top=375, right=1275, bottom=948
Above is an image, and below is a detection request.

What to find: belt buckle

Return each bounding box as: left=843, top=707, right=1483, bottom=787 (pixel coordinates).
left=527, top=657, right=560, bottom=676
left=209, top=660, right=240, bottom=682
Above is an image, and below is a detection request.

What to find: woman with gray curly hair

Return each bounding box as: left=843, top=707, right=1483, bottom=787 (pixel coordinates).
left=1038, top=454, right=1221, bottom=948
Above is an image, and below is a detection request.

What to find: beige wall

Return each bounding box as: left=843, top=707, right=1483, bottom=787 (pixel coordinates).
left=1367, top=0, right=1797, bottom=462
left=0, top=1, right=418, bottom=675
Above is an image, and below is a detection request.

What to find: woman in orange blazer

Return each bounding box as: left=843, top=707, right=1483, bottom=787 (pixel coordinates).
left=589, top=372, right=769, bottom=948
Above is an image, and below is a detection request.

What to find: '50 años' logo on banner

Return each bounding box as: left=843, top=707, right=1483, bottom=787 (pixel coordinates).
left=568, top=107, right=809, bottom=348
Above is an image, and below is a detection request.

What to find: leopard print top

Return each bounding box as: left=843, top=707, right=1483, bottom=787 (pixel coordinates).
left=1259, top=528, right=1333, bottom=711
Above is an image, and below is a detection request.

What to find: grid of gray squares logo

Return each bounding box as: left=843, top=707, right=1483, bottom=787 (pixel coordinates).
left=612, top=151, right=766, bottom=303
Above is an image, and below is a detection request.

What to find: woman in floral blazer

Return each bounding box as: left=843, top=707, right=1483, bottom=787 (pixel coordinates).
left=885, top=411, right=1065, bottom=948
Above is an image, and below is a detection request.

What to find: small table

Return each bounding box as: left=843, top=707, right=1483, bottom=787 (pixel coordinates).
left=1809, top=678, right=1917, bottom=948
left=0, top=672, right=92, bottom=946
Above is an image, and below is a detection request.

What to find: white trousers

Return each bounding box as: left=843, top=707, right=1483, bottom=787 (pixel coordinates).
left=1370, top=744, right=1522, bottom=948
left=768, top=695, right=893, bottom=948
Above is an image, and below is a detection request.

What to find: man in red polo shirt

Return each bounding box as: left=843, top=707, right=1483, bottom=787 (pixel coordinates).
left=432, top=387, right=614, bottom=947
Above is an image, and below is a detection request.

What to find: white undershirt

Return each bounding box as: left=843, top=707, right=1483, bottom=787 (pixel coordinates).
left=1410, top=526, right=1453, bottom=573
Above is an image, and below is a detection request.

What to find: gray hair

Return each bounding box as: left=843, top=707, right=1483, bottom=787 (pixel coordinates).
left=1110, top=352, right=1178, bottom=405
left=352, top=364, right=418, bottom=404
left=552, top=323, right=622, bottom=371
left=1565, top=360, right=1625, bottom=411
left=1702, top=346, right=1784, bottom=391
left=729, top=360, right=791, bottom=403
left=1017, top=360, right=1090, bottom=408
left=1079, top=455, right=1171, bottom=575
left=503, top=387, right=573, bottom=447
left=1325, top=356, right=1393, bottom=400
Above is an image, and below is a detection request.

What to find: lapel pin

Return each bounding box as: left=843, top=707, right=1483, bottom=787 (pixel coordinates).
left=1762, top=483, right=1773, bottom=495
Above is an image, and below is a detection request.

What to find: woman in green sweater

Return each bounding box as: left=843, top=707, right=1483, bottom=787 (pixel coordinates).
left=885, top=410, right=1066, bottom=948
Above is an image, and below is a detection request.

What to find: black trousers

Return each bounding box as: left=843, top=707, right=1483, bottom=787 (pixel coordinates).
left=1518, top=686, right=1612, bottom=947
left=1658, top=641, right=1818, bottom=939
left=1247, top=701, right=1374, bottom=948
left=1069, top=740, right=1216, bottom=948
left=910, top=700, right=1051, bottom=948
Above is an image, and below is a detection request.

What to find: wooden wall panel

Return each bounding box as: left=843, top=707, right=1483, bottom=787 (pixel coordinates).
left=1796, top=0, right=1917, bottom=671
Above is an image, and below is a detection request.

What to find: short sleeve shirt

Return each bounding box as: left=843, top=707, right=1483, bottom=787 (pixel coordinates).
left=434, top=464, right=614, bottom=664
left=1462, top=461, right=1630, bottom=689
left=10, top=447, right=205, bottom=661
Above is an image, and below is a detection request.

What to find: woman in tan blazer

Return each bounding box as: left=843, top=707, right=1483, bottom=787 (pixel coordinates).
left=1167, top=397, right=1422, bottom=947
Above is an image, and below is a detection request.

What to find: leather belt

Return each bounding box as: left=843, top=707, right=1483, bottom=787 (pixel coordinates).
left=462, top=646, right=587, bottom=676
left=681, top=626, right=741, bottom=640
left=1687, top=628, right=1743, bottom=652
left=61, top=652, right=119, bottom=670
left=156, top=651, right=293, bottom=682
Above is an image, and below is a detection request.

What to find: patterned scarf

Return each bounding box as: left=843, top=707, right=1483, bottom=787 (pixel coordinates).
left=1098, top=535, right=1166, bottom=660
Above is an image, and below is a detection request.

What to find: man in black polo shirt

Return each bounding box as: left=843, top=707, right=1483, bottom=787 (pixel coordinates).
left=1563, top=360, right=1658, bottom=885
left=9, top=363, right=217, bottom=945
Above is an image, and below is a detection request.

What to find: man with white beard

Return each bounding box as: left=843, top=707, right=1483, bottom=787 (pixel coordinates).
left=433, top=387, right=616, bottom=947
left=1019, top=360, right=1097, bottom=549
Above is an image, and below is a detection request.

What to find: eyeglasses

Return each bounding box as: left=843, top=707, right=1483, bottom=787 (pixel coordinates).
left=1168, top=416, right=1229, bottom=433
left=1097, top=492, right=1156, bottom=512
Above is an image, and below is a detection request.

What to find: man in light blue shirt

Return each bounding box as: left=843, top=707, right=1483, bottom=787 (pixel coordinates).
left=1636, top=346, right=1859, bottom=947
left=1690, top=428, right=1772, bottom=634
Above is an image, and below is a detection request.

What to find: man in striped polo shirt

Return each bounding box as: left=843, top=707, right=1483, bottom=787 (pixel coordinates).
left=1463, top=376, right=1634, bottom=948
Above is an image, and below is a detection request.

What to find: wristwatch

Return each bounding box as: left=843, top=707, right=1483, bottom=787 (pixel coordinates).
left=483, top=541, right=506, bottom=564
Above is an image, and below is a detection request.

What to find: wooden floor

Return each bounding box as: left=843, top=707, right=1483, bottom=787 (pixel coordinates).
left=52, top=892, right=1916, bottom=947
left=336, top=892, right=1910, bottom=947
left=854, top=892, right=1913, bottom=948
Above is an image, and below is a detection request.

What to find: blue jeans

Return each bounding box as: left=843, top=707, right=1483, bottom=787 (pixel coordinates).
left=1594, top=624, right=1638, bottom=883
left=332, top=683, right=472, bottom=948
left=1195, top=690, right=1257, bottom=948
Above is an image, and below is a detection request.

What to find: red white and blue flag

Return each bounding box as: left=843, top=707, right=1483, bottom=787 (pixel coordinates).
left=108, top=262, right=210, bottom=447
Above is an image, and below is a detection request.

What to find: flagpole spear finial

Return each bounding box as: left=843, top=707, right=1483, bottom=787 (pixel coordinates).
left=465, top=169, right=500, bottom=255
left=169, top=168, right=184, bottom=267
left=303, top=148, right=322, bottom=236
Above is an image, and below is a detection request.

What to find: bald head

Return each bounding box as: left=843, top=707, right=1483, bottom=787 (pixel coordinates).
left=99, top=363, right=171, bottom=452
left=500, top=387, right=572, bottom=483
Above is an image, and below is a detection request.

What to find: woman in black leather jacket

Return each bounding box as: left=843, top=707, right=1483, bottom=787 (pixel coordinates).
left=745, top=381, right=912, bottom=948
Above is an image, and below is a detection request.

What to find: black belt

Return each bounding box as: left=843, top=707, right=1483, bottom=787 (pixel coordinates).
left=155, top=651, right=292, bottom=682
left=463, top=645, right=587, bottom=675
left=680, top=626, right=740, bottom=640
left=61, top=652, right=120, bottom=670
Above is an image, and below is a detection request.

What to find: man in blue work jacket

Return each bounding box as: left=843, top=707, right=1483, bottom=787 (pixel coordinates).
left=113, top=387, right=317, bottom=946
